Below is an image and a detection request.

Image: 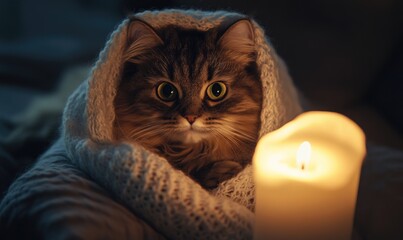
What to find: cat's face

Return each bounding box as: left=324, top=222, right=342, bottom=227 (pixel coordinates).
left=114, top=19, right=262, bottom=156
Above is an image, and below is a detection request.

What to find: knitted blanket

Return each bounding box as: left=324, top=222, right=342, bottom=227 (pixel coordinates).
left=63, top=10, right=302, bottom=240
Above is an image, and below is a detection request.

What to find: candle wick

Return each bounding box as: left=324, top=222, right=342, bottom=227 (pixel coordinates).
left=296, top=141, right=311, bottom=171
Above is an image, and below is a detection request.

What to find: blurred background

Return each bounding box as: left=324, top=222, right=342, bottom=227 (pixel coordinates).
left=0, top=0, right=402, bottom=191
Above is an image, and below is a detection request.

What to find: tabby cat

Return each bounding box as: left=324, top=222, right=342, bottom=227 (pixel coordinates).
left=113, top=18, right=262, bottom=189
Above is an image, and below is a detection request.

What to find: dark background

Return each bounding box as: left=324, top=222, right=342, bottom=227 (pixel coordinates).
left=0, top=0, right=402, bottom=180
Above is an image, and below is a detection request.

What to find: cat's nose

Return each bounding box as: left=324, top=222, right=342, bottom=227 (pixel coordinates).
left=184, top=115, right=199, bottom=124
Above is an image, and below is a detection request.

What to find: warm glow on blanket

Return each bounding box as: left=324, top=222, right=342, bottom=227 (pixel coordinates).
left=253, top=111, right=366, bottom=240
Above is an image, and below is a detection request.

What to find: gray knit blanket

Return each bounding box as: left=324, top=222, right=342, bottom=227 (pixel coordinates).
left=62, top=9, right=301, bottom=240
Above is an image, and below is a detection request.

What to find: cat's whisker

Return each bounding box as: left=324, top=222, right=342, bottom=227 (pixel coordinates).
left=216, top=133, right=237, bottom=150
left=123, top=121, right=168, bottom=141
left=133, top=126, right=166, bottom=137
left=213, top=127, right=241, bottom=147
left=216, top=123, right=256, bottom=143
left=213, top=131, right=243, bottom=156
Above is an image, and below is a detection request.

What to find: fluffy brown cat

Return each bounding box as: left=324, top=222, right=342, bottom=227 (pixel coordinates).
left=113, top=18, right=262, bottom=189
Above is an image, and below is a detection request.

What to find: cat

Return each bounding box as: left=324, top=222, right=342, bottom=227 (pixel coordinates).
left=113, top=18, right=262, bottom=189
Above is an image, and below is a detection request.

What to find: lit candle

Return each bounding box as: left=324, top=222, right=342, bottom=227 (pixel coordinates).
left=253, top=111, right=366, bottom=240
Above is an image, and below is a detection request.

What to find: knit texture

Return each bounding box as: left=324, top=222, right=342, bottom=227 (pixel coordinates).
left=63, top=9, right=302, bottom=240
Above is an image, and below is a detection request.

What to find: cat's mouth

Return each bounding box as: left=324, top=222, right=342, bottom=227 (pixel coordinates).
left=182, top=127, right=207, bottom=143
left=173, top=120, right=210, bottom=143
left=170, top=118, right=209, bottom=144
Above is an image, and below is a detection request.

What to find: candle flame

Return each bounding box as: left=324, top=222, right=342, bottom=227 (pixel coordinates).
left=296, top=141, right=311, bottom=170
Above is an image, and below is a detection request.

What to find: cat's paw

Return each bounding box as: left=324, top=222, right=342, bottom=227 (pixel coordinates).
left=202, top=160, right=243, bottom=189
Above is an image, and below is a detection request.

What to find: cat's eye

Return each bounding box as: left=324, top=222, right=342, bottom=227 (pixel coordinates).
left=156, top=82, right=178, bottom=102
left=206, top=82, right=227, bottom=101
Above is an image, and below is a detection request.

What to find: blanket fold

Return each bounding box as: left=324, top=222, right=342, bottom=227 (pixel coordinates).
left=0, top=139, right=165, bottom=240
left=62, top=9, right=302, bottom=239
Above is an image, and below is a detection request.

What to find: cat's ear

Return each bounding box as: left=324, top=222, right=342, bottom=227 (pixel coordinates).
left=124, top=19, right=163, bottom=63
left=218, top=19, right=255, bottom=62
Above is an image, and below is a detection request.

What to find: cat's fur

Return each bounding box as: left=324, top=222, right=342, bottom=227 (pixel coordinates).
left=113, top=18, right=262, bottom=189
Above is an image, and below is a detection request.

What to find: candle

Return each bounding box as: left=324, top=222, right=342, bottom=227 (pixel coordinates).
left=253, top=111, right=366, bottom=240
